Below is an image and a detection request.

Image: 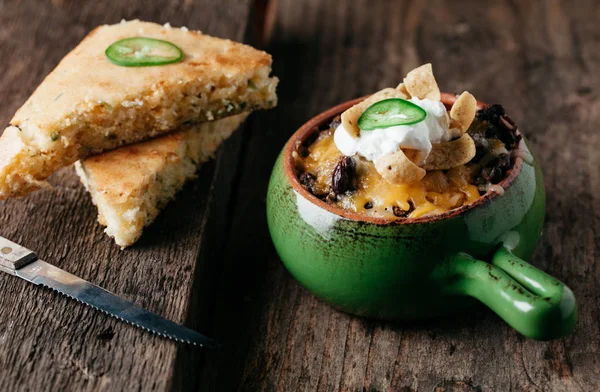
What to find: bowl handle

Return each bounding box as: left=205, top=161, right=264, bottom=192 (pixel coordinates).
left=432, top=247, right=577, bottom=340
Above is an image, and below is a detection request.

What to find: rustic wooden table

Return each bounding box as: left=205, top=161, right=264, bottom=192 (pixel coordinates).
left=0, top=0, right=598, bottom=391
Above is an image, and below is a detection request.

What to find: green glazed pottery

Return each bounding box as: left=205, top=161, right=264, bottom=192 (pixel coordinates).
left=267, top=93, right=577, bottom=340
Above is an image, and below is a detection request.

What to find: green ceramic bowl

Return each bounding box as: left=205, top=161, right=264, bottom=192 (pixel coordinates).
left=267, top=93, right=577, bottom=340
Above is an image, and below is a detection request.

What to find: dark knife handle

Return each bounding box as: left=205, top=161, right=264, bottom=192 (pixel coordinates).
left=0, top=236, right=37, bottom=275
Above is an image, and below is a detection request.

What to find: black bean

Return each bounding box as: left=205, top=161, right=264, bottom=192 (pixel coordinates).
left=480, top=153, right=512, bottom=183
left=392, top=206, right=409, bottom=217
left=476, top=104, right=505, bottom=124
left=393, top=201, right=414, bottom=218
left=470, top=132, right=489, bottom=160
left=298, top=145, right=310, bottom=158
left=500, top=116, right=515, bottom=131
left=476, top=105, right=522, bottom=150
left=331, top=156, right=356, bottom=195
left=302, top=128, right=320, bottom=148
left=364, top=201, right=373, bottom=209
left=328, top=115, right=342, bottom=130
left=299, top=172, right=317, bottom=195
left=496, top=122, right=522, bottom=149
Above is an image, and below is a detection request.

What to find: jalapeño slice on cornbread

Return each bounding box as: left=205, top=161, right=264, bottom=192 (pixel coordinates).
left=75, top=113, right=249, bottom=248
left=0, top=20, right=278, bottom=199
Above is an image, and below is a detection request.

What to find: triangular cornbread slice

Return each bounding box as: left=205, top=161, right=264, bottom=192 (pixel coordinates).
left=0, top=20, right=278, bottom=199
left=75, top=113, right=249, bottom=248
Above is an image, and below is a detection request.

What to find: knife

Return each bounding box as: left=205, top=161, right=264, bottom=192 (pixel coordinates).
left=0, top=236, right=218, bottom=348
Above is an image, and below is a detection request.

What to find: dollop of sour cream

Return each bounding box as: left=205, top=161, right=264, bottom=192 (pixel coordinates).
left=334, top=98, right=450, bottom=163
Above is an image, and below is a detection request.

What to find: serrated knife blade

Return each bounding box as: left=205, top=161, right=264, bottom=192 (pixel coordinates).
left=0, top=235, right=218, bottom=348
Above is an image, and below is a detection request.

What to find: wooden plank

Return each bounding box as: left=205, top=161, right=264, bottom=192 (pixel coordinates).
left=0, top=0, right=252, bottom=390
left=199, top=0, right=600, bottom=391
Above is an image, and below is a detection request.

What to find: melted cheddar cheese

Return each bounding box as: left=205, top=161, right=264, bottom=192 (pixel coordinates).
left=297, top=130, right=481, bottom=219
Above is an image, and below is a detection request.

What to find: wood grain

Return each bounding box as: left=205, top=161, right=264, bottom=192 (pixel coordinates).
left=0, top=1, right=252, bottom=391
left=1, top=0, right=599, bottom=391
left=199, top=0, right=600, bottom=391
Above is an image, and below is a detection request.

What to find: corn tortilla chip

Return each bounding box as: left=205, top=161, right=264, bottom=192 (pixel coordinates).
left=420, top=170, right=450, bottom=193
left=423, top=134, right=476, bottom=170
left=375, top=149, right=426, bottom=185
left=396, top=82, right=410, bottom=98
left=403, top=63, right=441, bottom=101
left=450, top=91, right=477, bottom=134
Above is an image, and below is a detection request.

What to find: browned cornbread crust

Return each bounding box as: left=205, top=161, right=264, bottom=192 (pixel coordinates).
left=0, top=20, right=278, bottom=199
left=75, top=113, right=249, bottom=248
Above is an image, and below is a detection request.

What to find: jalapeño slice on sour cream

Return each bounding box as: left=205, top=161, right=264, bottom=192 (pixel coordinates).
left=358, top=98, right=427, bottom=130
left=105, top=37, right=183, bottom=67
